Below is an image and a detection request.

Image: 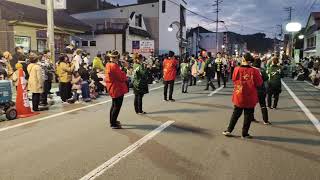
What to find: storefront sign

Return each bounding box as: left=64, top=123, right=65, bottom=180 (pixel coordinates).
left=132, top=40, right=154, bottom=53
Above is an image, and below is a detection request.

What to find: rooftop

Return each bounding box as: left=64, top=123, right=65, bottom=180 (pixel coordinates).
left=0, top=1, right=91, bottom=32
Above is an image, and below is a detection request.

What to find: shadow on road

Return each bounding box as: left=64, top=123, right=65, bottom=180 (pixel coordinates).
left=254, top=136, right=320, bottom=146
left=116, top=129, right=209, bottom=179
left=177, top=101, right=233, bottom=110
left=148, top=108, right=209, bottom=115
left=271, top=120, right=312, bottom=125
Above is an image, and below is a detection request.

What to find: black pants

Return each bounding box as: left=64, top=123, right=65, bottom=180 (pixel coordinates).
left=32, top=93, right=40, bottom=111
left=40, top=80, right=51, bottom=105
left=182, top=77, right=189, bottom=93
left=189, top=76, right=196, bottom=86
left=255, top=93, right=269, bottom=123
left=60, top=82, right=72, bottom=102
left=267, top=91, right=280, bottom=108
left=164, top=80, right=174, bottom=100
left=134, top=93, right=144, bottom=113
left=205, top=75, right=216, bottom=90
left=227, top=106, right=254, bottom=136
left=110, top=96, right=124, bottom=126
left=230, top=67, right=235, bottom=79
left=217, top=71, right=226, bottom=87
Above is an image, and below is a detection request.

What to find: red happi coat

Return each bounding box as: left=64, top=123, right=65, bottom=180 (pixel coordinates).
left=163, top=58, right=178, bottom=81
left=232, top=65, right=263, bottom=108
left=105, top=63, right=128, bottom=98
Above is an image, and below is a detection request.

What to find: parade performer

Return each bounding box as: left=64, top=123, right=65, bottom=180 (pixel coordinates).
left=163, top=51, right=178, bottom=102
left=223, top=53, right=263, bottom=138
left=105, top=50, right=129, bottom=129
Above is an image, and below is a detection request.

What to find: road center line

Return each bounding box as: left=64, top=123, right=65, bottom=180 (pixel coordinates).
left=281, top=80, right=320, bottom=133
left=0, top=84, right=167, bottom=133
left=79, top=120, right=175, bottom=180
left=208, top=86, right=224, bottom=96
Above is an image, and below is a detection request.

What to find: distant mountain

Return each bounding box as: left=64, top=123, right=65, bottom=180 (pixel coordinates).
left=241, top=33, right=276, bottom=54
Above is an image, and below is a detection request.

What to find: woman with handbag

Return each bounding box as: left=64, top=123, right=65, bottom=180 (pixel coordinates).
left=105, top=50, right=129, bottom=129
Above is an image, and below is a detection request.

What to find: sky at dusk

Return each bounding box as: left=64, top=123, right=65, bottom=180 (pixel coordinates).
left=108, top=0, right=320, bottom=37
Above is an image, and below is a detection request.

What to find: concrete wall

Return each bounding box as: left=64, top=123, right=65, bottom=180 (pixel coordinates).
left=0, top=20, right=14, bottom=52
left=158, top=0, right=186, bottom=55
left=75, top=34, right=123, bottom=57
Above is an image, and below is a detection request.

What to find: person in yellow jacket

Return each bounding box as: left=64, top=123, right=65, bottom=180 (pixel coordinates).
left=92, top=52, right=104, bottom=72
left=57, top=55, right=75, bottom=103
left=27, top=53, right=44, bottom=111
left=2, top=51, right=14, bottom=80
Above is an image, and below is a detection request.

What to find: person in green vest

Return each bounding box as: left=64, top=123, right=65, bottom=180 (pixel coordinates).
left=267, top=57, right=284, bottom=109
left=180, top=57, right=191, bottom=93
left=132, top=53, right=149, bottom=114
left=92, top=52, right=104, bottom=72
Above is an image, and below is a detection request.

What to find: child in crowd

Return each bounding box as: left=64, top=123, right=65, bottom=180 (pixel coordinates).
left=12, top=63, right=24, bottom=89
left=70, top=71, right=82, bottom=104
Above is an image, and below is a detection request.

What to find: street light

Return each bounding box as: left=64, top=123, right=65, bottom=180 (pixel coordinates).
left=286, top=22, right=302, bottom=59
left=168, top=25, right=173, bottom=32
left=298, top=35, right=304, bottom=39
left=286, top=22, right=302, bottom=32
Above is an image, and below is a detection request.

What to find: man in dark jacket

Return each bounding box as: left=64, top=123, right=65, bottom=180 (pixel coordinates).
left=253, top=57, right=271, bottom=125
left=204, top=52, right=216, bottom=91
left=11, top=46, right=25, bottom=71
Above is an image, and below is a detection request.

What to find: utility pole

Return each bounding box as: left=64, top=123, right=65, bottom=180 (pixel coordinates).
left=47, top=0, right=55, bottom=64
left=284, top=7, right=293, bottom=21
left=213, top=0, right=223, bottom=54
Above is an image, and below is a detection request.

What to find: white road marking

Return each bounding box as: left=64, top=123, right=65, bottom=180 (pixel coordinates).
left=208, top=86, right=224, bottom=96
left=0, top=85, right=167, bottom=133
left=79, top=120, right=175, bottom=180
left=281, top=80, right=320, bottom=132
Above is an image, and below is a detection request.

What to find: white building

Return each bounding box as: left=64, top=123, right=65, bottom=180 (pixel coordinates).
left=71, top=0, right=187, bottom=56
left=187, top=26, right=224, bottom=56
left=304, top=12, right=320, bottom=57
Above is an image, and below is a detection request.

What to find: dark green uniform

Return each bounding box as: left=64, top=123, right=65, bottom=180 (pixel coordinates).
left=267, top=64, right=283, bottom=109
left=133, top=63, right=149, bottom=114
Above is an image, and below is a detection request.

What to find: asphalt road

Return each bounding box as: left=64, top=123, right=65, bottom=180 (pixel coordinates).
left=0, top=78, right=319, bottom=180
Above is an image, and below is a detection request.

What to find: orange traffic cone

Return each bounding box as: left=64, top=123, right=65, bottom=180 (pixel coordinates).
left=16, top=68, right=39, bottom=118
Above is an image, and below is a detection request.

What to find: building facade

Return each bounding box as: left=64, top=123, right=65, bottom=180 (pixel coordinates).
left=187, top=26, right=247, bottom=56
left=0, top=0, right=90, bottom=53
left=71, top=0, right=187, bottom=55
left=304, top=12, right=320, bottom=57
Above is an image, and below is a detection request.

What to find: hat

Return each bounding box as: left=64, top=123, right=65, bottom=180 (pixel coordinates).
left=15, top=63, right=23, bottom=69
left=107, top=50, right=120, bottom=58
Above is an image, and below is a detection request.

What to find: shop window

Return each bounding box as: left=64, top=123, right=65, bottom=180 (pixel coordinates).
left=82, top=41, right=89, bottom=47
left=90, top=41, right=96, bottom=47
left=37, top=39, right=47, bottom=53
left=135, top=15, right=142, bottom=27
left=14, top=36, right=31, bottom=53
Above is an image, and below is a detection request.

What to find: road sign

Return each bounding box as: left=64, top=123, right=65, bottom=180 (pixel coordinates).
left=54, top=0, right=66, bottom=9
